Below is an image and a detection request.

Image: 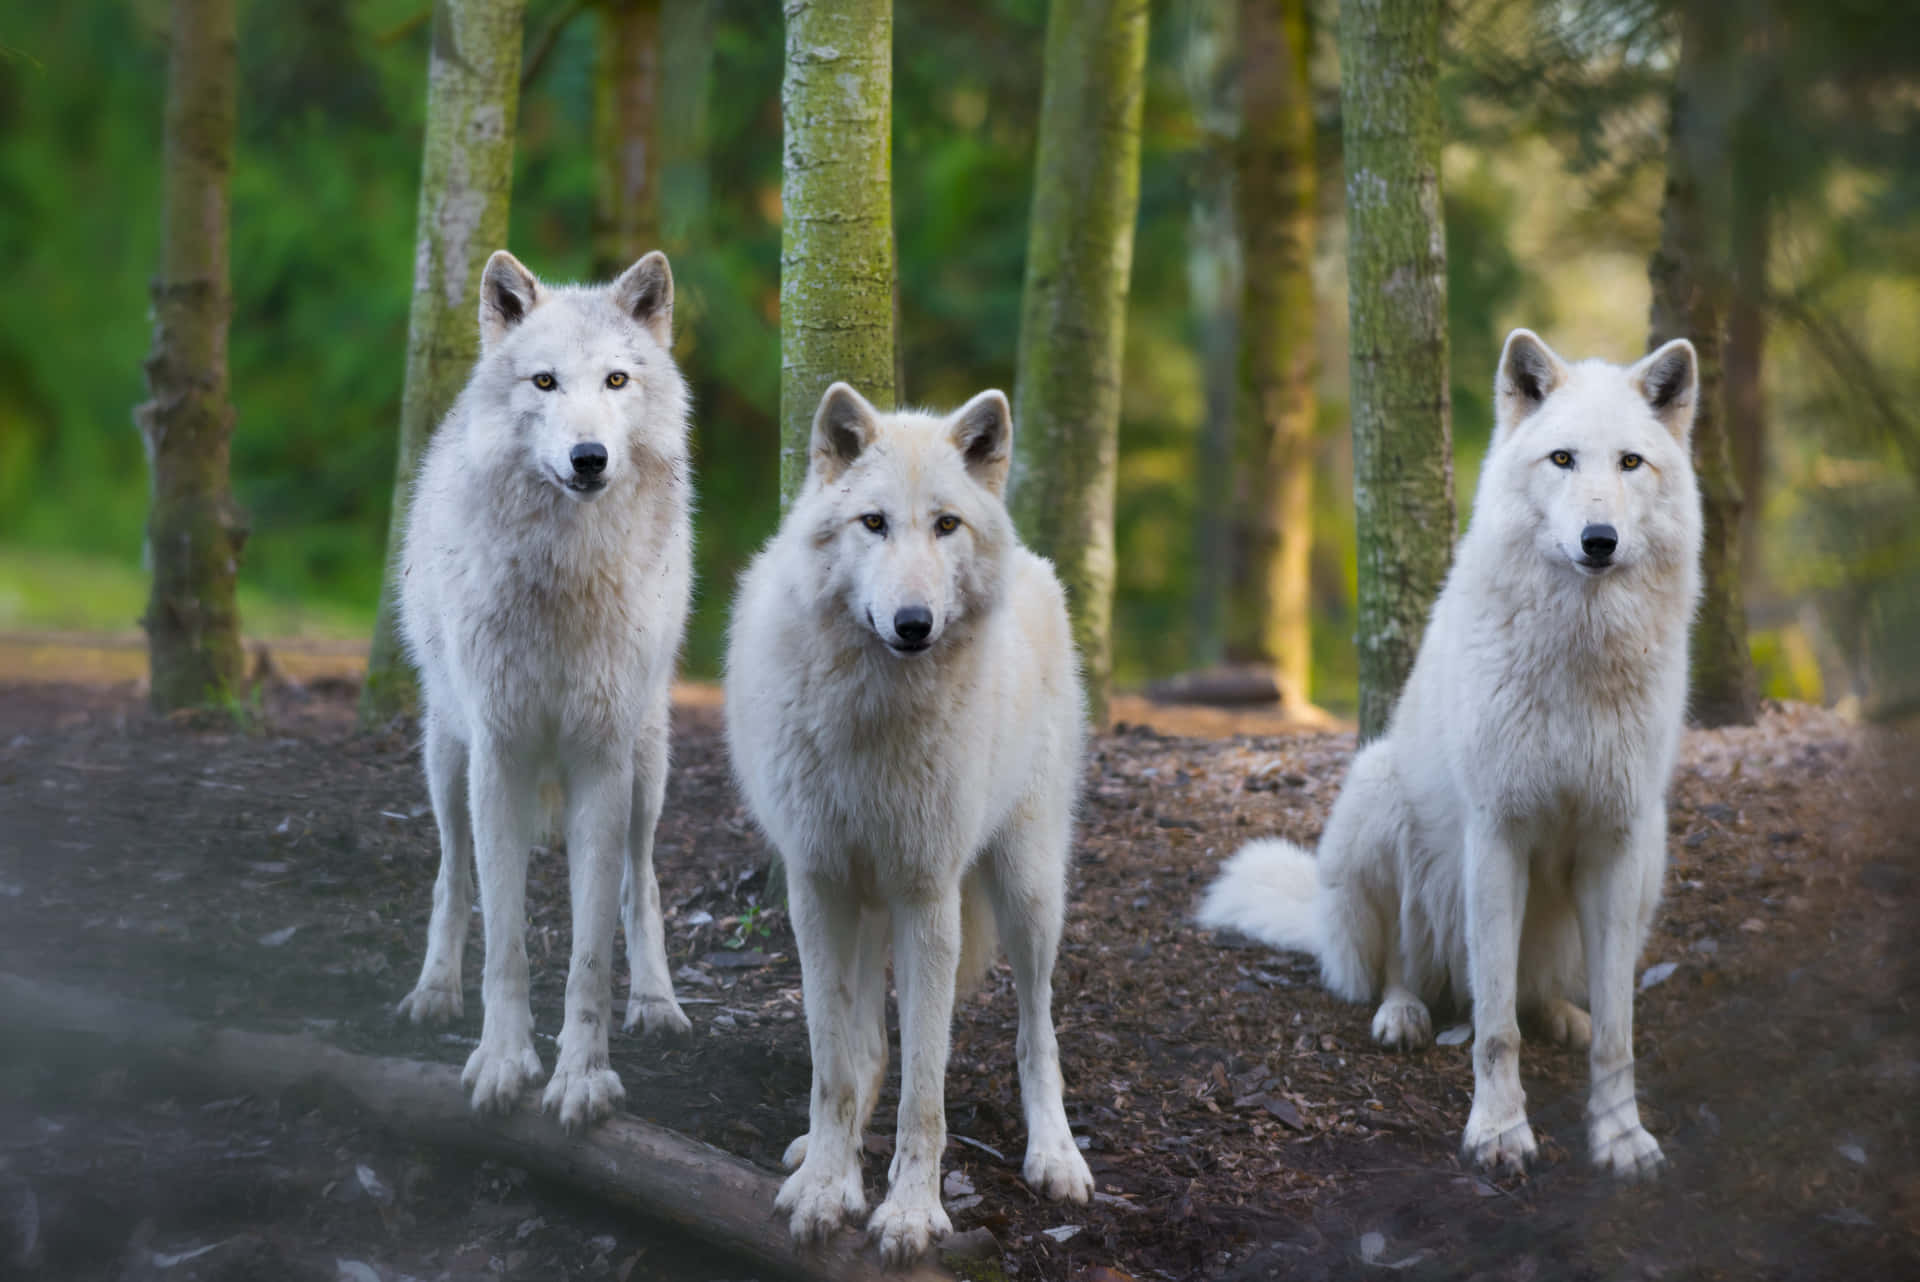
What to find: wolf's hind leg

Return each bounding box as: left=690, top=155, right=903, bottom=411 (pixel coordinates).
left=622, top=698, right=691, bottom=1038
left=399, top=718, right=473, bottom=1025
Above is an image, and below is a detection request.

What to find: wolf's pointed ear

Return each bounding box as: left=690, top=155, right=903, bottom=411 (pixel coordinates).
left=949, top=389, right=1012, bottom=495
left=1494, top=329, right=1568, bottom=436
left=810, top=383, right=880, bottom=484
left=479, top=250, right=541, bottom=350
left=1630, top=338, right=1699, bottom=445
left=612, top=251, right=674, bottom=347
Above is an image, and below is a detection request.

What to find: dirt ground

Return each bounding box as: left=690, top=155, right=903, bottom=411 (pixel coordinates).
left=1, top=668, right=1914, bottom=1282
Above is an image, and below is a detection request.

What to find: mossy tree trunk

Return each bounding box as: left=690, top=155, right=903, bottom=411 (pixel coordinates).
left=779, top=0, right=896, bottom=503
left=362, top=0, right=527, bottom=726
left=1339, top=0, right=1453, bottom=743
left=658, top=0, right=713, bottom=253
left=1648, top=1, right=1758, bottom=727
left=1228, top=0, right=1316, bottom=708
left=1010, top=0, right=1150, bottom=726
left=591, top=0, right=662, bottom=279
left=136, top=0, right=246, bottom=713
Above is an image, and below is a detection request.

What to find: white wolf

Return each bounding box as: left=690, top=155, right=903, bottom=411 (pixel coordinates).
left=1200, top=331, right=1703, bottom=1179
left=395, top=249, right=693, bottom=1132
left=725, top=383, right=1094, bottom=1263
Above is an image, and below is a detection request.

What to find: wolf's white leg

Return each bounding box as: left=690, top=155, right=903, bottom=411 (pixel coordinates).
left=868, top=888, right=960, bottom=1265
left=460, top=741, right=545, bottom=1114
left=1371, top=975, right=1434, bottom=1050
left=1577, top=819, right=1665, bottom=1179
left=782, top=907, right=890, bottom=1172
left=1461, top=818, right=1536, bottom=1171
left=621, top=701, right=690, bottom=1037
left=541, top=756, right=632, bottom=1132
left=1535, top=997, right=1593, bottom=1050
left=777, top=871, right=871, bottom=1242
left=984, top=824, right=1092, bottom=1204
left=399, top=717, right=472, bottom=1024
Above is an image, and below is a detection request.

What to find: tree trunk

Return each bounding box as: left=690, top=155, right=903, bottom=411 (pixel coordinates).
left=1182, top=0, right=1240, bottom=672
left=779, top=0, right=896, bottom=503
left=1340, top=0, right=1453, bottom=742
left=1726, top=104, right=1770, bottom=588
left=1009, top=0, right=1150, bottom=726
left=1229, top=0, right=1316, bottom=708
left=135, top=0, right=246, bottom=713
left=591, top=0, right=662, bottom=279
left=361, top=0, right=528, bottom=726
left=658, top=0, right=713, bottom=253
left=1648, top=2, right=1758, bottom=727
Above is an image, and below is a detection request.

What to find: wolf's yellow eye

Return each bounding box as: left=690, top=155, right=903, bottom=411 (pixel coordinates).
left=532, top=372, right=557, bottom=391
left=1549, top=450, right=1574, bottom=468
left=935, top=515, right=961, bottom=536
left=606, top=371, right=628, bottom=389
left=1620, top=453, right=1643, bottom=471
left=860, top=513, right=887, bottom=533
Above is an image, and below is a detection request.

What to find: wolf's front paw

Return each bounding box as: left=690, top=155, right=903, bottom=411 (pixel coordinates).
left=1590, top=1115, right=1664, bottom=1180
left=461, top=1035, right=543, bottom=1115
left=624, top=992, right=692, bottom=1038
left=1461, top=1107, right=1537, bottom=1174
left=1539, top=998, right=1592, bottom=1050
left=775, top=1161, right=865, bottom=1243
left=397, top=981, right=463, bottom=1025
left=1023, top=1135, right=1093, bottom=1202
left=1371, top=996, right=1433, bottom=1049
left=867, top=1190, right=952, bottom=1267
left=541, top=1058, right=626, bottom=1133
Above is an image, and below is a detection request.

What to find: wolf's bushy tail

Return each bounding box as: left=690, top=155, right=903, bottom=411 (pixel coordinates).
left=1197, top=838, right=1322, bottom=955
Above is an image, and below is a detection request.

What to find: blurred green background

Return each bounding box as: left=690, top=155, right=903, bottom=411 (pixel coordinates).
left=3, top=0, right=1915, bottom=716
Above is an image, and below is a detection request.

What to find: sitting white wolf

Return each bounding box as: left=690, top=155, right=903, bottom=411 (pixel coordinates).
left=396, top=249, right=692, bottom=1131
left=725, top=383, right=1094, bottom=1263
left=1201, top=331, right=1704, bottom=1179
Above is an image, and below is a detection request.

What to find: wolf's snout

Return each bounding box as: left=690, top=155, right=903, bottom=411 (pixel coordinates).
left=1580, top=523, right=1618, bottom=561
left=570, top=442, right=609, bottom=477
left=893, top=606, right=933, bottom=645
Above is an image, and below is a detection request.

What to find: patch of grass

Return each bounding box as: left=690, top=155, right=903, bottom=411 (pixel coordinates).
left=0, top=543, right=371, bottom=640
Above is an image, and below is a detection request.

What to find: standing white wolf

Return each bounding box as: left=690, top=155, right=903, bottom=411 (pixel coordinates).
left=395, top=249, right=693, bottom=1132
left=725, top=383, right=1094, bottom=1263
left=1200, top=331, right=1704, bottom=1179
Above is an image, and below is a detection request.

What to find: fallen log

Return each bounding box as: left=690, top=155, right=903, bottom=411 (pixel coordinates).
left=0, top=973, right=951, bottom=1282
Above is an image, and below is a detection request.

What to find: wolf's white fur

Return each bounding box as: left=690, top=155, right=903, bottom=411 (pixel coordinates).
left=395, top=249, right=692, bottom=1132
left=1200, top=331, right=1704, bottom=1179
left=725, top=383, right=1094, bottom=1263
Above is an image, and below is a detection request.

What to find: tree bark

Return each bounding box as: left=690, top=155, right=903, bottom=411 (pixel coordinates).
left=135, top=0, right=246, bottom=713
left=1229, top=0, right=1316, bottom=708
left=779, top=0, right=896, bottom=503
left=1648, top=1, right=1758, bottom=727
left=362, top=0, right=527, bottom=727
left=1009, top=0, right=1150, bottom=726
left=1340, top=0, right=1453, bottom=742
left=0, top=973, right=952, bottom=1282
left=591, top=0, right=662, bottom=279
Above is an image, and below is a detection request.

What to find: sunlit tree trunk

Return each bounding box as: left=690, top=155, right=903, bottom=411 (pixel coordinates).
left=592, top=0, right=661, bottom=278
left=362, top=0, right=527, bottom=726
left=1340, top=0, right=1453, bottom=741
left=1009, top=0, right=1150, bottom=725
left=136, top=0, right=246, bottom=713
left=779, top=0, right=896, bottom=503
left=1648, top=1, right=1758, bottom=727
left=1229, top=0, right=1316, bottom=708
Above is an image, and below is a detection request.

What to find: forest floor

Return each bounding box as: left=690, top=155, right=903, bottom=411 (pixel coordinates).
left=1, top=658, right=1915, bottom=1282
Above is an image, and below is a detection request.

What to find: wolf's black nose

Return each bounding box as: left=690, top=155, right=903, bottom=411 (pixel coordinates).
left=893, top=606, right=933, bottom=644
left=1581, top=523, right=1618, bottom=560
left=571, top=442, right=608, bottom=476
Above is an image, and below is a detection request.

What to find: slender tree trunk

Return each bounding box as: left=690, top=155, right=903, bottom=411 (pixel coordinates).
left=779, top=0, right=896, bottom=503
left=1340, top=0, right=1453, bottom=742
left=135, top=0, right=246, bottom=713
left=591, top=0, right=662, bottom=278
left=1229, top=0, right=1316, bottom=708
left=1010, top=0, right=1150, bottom=726
left=1183, top=0, right=1240, bottom=672
left=658, top=0, right=712, bottom=254
left=1726, top=200, right=1766, bottom=585
left=1648, top=1, right=1758, bottom=727
left=362, top=0, right=527, bottom=726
